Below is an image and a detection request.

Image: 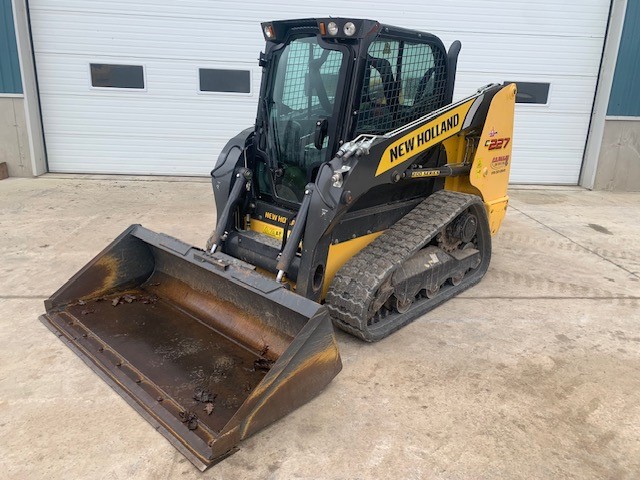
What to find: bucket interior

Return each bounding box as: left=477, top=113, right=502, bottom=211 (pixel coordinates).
left=46, top=232, right=310, bottom=435
left=64, top=286, right=271, bottom=433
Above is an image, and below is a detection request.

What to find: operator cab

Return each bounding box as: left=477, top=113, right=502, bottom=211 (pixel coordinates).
left=254, top=18, right=453, bottom=205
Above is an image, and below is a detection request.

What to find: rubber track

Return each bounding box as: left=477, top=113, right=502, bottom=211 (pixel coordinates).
left=326, top=190, right=483, bottom=341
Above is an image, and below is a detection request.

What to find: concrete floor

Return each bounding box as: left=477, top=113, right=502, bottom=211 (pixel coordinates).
left=1, top=176, right=639, bottom=479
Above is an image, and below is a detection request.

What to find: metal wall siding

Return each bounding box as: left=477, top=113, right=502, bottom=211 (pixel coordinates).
left=607, top=0, right=640, bottom=116
left=0, top=0, right=22, bottom=94
left=29, top=0, right=611, bottom=183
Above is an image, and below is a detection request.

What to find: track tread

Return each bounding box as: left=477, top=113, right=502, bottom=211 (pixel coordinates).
left=326, top=190, right=487, bottom=341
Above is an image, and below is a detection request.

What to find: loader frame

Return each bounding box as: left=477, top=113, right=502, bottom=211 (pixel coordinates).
left=41, top=17, right=515, bottom=471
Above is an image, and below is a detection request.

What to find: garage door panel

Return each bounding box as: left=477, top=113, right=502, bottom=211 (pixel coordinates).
left=513, top=113, right=591, bottom=145
left=31, top=9, right=605, bottom=78
left=37, top=94, right=259, bottom=123
left=30, top=10, right=261, bottom=64
left=439, top=33, right=605, bottom=78
left=38, top=95, right=254, bottom=137
left=34, top=53, right=262, bottom=98
left=35, top=51, right=259, bottom=141
left=45, top=135, right=222, bottom=175
left=510, top=114, right=590, bottom=184
left=29, top=0, right=609, bottom=181
left=455, top=74, right=598, bottom=114
left=47, top=133, right=236, bottom=150
left=30, top=0, right=609, bottom=39
left=510, top=148, right=585, bottom=184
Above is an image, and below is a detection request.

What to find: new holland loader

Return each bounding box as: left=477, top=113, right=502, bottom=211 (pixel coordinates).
left=41, top=18, right=515, bottom=469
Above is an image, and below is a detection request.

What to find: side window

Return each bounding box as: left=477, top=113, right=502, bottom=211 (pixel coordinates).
left=401, top=43, right=438, bottom=106
left=505, top=81, right=550, bottom=104
left=278, top=38, right=343, bottom=111
left=316, top=48, right=343, bottom=104
left=90, top=64, right=144, bottom=89
left=356, top=40, right=399, bottom=133
left=280, top=40, right=309, bottom=110
left=355, top=38, right=446, bottom=134
left=199, top=69, right=251, bottom=93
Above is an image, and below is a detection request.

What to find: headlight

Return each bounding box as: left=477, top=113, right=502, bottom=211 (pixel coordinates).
left=263, top=25, right=275, bottom=39
left=343, top=22, right=356, bottom=36
left=327, top=22, right=339, bottom=36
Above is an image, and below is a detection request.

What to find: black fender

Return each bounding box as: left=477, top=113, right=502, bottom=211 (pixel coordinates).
left=211, top=127, right=254, bottom=216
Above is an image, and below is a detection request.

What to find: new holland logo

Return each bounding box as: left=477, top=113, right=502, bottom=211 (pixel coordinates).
left=388, top=114, right=459, bottom=163
left=376, top=99, right=475, bottom=176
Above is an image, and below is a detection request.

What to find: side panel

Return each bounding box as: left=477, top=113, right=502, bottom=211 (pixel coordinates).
left=469, top=83, right=517, bottom=234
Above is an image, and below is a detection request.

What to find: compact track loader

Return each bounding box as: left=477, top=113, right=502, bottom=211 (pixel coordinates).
left=41, top=18, right=515, bottom=470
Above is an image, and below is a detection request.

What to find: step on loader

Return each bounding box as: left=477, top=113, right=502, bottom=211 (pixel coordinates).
left=41, top=18, right=515, bottom=469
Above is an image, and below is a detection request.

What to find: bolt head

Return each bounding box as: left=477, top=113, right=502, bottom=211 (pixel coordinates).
left=331, top=173, right=343, bottom=187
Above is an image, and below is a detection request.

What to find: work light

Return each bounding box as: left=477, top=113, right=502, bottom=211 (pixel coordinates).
left=344, top=22, right=356, bottom=36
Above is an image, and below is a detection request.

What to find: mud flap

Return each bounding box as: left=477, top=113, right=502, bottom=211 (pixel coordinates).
left=40, top=225, right=342, bottom=470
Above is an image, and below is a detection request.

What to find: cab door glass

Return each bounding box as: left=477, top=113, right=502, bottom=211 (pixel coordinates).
left=262, top=36, right=346, bottom=203
left=356, top=38, right=446, bottom=134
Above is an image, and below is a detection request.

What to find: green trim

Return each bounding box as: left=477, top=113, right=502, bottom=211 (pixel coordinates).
left=0, top=0, right=22, bottom=94
left=608, top=0, right=640, bottom=116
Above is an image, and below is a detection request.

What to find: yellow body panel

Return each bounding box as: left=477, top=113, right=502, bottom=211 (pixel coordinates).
left=250, top=217, right=383, bottom=300
left=447, top=84, right=516, bottom=235
left=376, top=99, right=475, bottom=176
left=484, top=196, right=509, bottom=235
left=470, top=84, right=516, bottom=234
left=323, top=231, right=383, bottom=297
left=250, top=218, right=292, bottom=240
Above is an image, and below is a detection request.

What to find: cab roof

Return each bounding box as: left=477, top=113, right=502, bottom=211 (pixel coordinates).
left=261, top=18, right=444, bottom=48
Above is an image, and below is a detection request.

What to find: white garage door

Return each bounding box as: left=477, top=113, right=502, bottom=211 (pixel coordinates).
left=29, top=0, right=610, bottom=183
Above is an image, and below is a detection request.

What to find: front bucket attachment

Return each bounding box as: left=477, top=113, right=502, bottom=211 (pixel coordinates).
left=40, top=225, right=341, bottom=470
